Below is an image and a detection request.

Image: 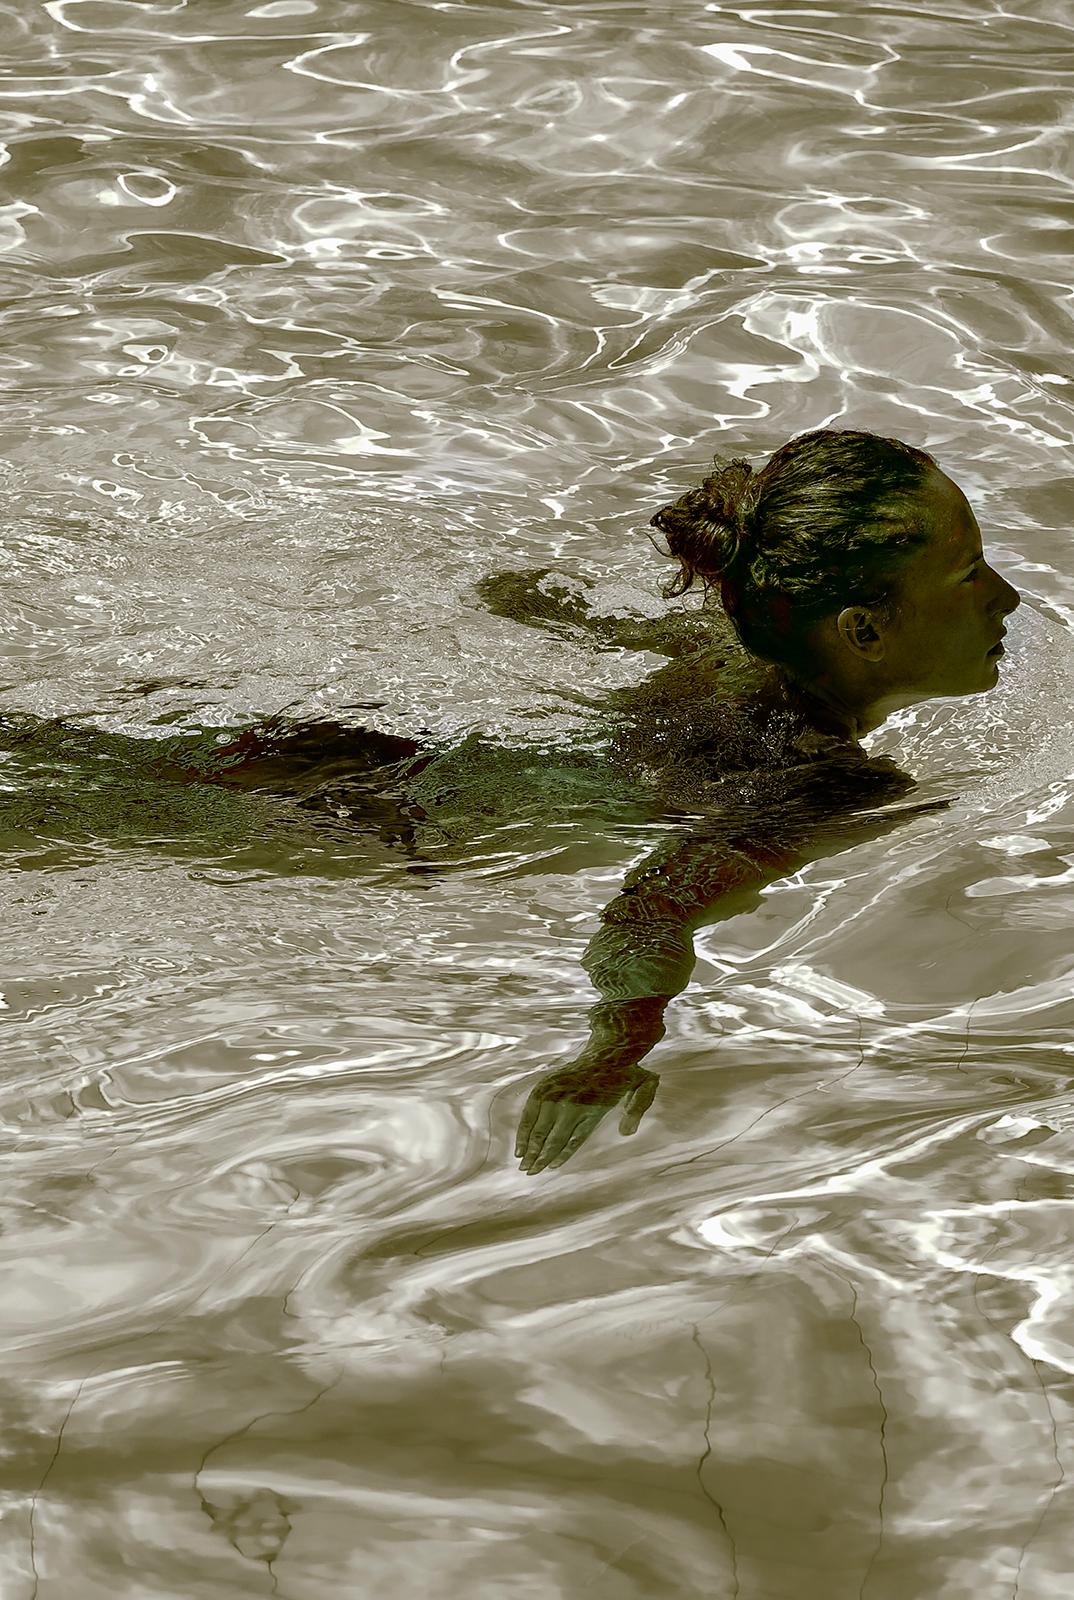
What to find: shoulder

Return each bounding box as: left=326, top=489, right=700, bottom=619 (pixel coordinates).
left=608, top=627, right=920, bottom=806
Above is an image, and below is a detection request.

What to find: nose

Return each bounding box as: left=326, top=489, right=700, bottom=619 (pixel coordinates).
left=992, top=566, right=1020, bottom=617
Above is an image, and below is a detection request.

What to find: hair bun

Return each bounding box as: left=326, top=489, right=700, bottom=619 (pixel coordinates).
left=648, top=454, right=755, bottom=597
left=697, top=456, right=754, bottom=569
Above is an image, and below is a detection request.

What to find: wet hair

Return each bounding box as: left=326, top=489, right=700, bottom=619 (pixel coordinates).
left=648, top=428, right=938, bottom=672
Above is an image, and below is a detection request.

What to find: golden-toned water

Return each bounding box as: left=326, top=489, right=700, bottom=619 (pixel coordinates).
left=1, top=2, right=1073, bottom=1595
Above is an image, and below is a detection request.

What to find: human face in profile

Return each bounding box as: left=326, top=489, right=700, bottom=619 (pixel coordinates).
left=876, top=467, right=1021, bottom=700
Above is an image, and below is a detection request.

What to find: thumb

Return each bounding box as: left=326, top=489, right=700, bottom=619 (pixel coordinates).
left=618, top=1074, right=658, bottom=1136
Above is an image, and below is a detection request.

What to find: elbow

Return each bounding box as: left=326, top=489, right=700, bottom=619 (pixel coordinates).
left=601, top=884, right=684, bottom=926
left=582, top=918, right=695, bottom=1002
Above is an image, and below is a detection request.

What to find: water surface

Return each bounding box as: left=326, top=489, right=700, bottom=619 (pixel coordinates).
left=1, top=2, right=1073, bottom=1596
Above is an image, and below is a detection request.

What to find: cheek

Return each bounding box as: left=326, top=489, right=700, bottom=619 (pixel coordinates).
left=902, top=595, right=966, bottom=659
left=907, top=593, right=957, bottom=634
left=939, top=585, right=974, bottom=620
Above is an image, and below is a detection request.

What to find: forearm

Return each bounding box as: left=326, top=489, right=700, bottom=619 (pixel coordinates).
left=574, top=916, right=697, bottom=1069
left=572, top=838, right=770, bottom=1070
left=575, top=996, right=669, bottom=1071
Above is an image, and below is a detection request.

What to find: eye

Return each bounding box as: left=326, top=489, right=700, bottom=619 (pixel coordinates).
left=963, top=560, right=983, bottom=583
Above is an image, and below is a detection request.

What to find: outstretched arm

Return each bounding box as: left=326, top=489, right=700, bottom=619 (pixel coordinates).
left=516, top=753, right=948, bottom=1173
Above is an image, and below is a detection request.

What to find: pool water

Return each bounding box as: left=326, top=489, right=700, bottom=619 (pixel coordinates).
left=1, top=2, right=1073, bottom=1596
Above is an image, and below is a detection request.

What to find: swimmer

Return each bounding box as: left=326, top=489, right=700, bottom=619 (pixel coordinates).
left=515, top=428, right=1021, bottom=1174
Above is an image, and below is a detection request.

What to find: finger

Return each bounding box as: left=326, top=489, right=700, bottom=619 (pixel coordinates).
left=534, top=1108, right=608, bottom=1173
left=522, top=1104, right=587, bottom=1173
left=517, top=1099, right=559, bottom=1168
left=514, top=1091, right=546, bottom=1157
left=545, top=1119, right=603, bottom=1169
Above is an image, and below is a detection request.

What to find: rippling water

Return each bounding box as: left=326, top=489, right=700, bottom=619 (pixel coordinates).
left=2, top=2, right=1073, bottom=1595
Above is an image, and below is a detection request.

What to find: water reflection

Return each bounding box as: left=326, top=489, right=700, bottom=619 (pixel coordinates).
left=2, top=0, right=1074, bottom=1593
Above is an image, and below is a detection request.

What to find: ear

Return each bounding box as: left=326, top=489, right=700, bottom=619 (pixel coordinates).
left=836, top=607, right=884, bottom=659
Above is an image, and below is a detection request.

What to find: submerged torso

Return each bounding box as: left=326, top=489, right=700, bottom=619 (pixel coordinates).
left=0, top=603, right=900, bottom=867
left=605, top=609, right=863, bottom=809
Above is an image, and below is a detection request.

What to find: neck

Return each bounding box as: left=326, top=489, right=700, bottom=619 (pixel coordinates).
left=776, top=669, right=881, bottom=742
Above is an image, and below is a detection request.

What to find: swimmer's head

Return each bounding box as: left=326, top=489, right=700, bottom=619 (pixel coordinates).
left=649, top=428, right=1021, bottom=728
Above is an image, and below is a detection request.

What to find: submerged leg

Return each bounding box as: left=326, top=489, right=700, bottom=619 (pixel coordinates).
left=0, top=711, right=432, bottom=858
left=192, top=717, right=432, bottom=851
left=191, top=717, right=424, bottom=796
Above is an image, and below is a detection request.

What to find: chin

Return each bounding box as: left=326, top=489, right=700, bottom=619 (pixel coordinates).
left=967, top=657, right=1003, bottom=694
left=922, top=663, right=1001, bottom=701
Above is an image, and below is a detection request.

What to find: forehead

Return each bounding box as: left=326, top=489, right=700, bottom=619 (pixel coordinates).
left=919, top=468, right=980, bottom=562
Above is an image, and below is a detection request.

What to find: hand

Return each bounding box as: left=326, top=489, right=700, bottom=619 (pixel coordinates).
left=515, top=1061, right=659, bottom=1175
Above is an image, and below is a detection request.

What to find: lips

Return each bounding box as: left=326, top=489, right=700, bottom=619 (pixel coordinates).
left=987, top=629, right=1007, bottom=656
